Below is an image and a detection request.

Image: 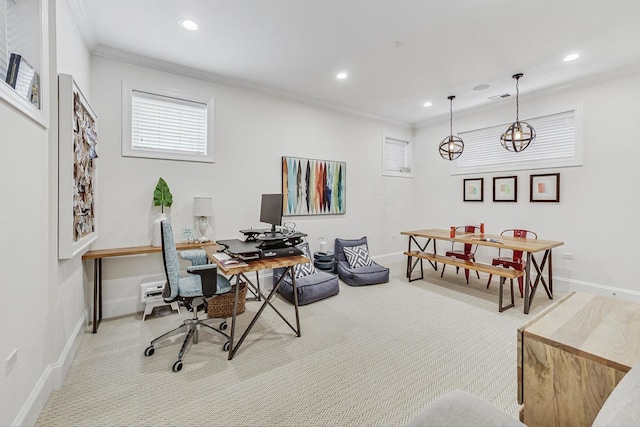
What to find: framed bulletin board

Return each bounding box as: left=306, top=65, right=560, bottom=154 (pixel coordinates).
left=58, top=74, right=98, bottom=259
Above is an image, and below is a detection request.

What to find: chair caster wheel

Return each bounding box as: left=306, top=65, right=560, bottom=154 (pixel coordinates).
left=172, top=360, right=183, bottom=372
left=220, top=321, right=227, bottom=330
left=223, top=341, right=230, bottom=352
left=144, top=346, right=154, bottom=357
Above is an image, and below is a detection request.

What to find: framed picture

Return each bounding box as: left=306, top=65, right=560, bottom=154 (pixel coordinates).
left=463, top=178, right=484, bottom=202
left=530, top=173, right=560, bottom=202
left=282, top=156, right=346, bottom=215
left=58, top=74, right=99, bottom=259
left=493, top=176, right=518, bottom=202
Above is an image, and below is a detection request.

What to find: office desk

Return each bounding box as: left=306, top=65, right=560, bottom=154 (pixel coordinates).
left=82, top=242, right=219, bottom=333
left=203, top=246, right=309, bottom=360
left=401, top=229, right=564, bottom=314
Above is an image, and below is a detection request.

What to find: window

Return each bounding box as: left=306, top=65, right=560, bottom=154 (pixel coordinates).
left=0, top=0, right=47, bottom=127
left=451, top=109, right=581, bottom=175
left=122, top=82, right=214, bottom=163
left=383, top=135, right=413, bottom=177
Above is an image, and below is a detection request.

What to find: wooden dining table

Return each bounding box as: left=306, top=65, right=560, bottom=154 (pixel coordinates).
left=401, top=229, right=564, bottom=314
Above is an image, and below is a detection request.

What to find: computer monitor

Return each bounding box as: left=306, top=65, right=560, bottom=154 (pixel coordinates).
left=259, top=193, right=283, bottom=236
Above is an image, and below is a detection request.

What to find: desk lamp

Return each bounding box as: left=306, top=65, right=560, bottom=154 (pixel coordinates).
left=193, top=197, right=213, bottom=243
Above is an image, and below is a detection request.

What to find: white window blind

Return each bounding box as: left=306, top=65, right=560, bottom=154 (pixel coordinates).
left=383, top=136, right=413, bottom=177
left=0, top=0, right=7, bottom=80
left=451, top=110, right=579, bottom=175
left=132, top=90, right=207, bottom=156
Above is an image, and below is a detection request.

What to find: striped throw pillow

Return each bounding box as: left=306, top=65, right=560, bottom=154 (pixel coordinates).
left=343, top=244, right=374, bottom=268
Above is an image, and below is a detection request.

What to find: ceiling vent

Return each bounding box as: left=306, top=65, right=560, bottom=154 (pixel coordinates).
left=488, top=93, right=511, bottom=101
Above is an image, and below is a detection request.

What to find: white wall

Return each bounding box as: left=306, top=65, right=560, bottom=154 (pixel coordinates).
left=413, top=70, right=640, bottom=301
left=89, top=55, right=414, bottom=318
left=0, top=1, right=92, bottom=425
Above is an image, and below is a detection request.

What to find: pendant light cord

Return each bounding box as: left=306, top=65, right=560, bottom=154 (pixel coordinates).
left=515, top=76, right=520, bottom=122
left=448, top=95, right=455, bottom=136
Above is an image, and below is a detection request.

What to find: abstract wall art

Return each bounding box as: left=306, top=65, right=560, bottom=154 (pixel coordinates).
left=530, top=173, right=560, bottom=202
left=463, top=178, right=484, bottom=202
left=282, top=156, right=346, bottom=216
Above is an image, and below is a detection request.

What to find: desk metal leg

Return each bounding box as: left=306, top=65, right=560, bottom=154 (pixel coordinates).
left=228, top=265, right=300, bottom=360
left=92, top=258, right=103, bottom=333
left=227, top=274, right=241, bottom=360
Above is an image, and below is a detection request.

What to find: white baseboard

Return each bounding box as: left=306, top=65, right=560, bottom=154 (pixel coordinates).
left=553, top=276, right=640, bottom=303
left=14, top=311, right=86, bottom=427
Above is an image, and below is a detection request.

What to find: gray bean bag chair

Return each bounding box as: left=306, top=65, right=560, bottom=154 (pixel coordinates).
left=273, top=242, right=339, bottom=305
left=334, top=237, right=389, bottom=286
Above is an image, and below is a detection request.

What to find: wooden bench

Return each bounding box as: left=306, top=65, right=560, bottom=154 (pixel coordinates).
left=404, top=251, right=524, bottom=312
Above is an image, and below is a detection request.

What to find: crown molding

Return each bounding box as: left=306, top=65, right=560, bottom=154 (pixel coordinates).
left=91, top=45, right=411, bottom=128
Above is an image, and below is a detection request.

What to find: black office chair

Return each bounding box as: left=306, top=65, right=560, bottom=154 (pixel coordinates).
left=144, top=220, right=232, bottom=372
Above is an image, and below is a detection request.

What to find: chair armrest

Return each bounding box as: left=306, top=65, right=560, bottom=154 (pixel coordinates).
left=180, top=249, right=208, bottom=266
left=187, top=264, right=218, bottom=298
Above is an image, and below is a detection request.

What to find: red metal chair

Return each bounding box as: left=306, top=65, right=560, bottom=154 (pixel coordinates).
left=441, top=225, right=481, bottom=284
left=486, top=229, right=537, bottom=297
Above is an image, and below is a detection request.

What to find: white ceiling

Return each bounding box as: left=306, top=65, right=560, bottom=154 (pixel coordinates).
left=72, top=0, right=640, bottom=126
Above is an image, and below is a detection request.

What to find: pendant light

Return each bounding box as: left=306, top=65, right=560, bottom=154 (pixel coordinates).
left=500, top=73, right=536, bottom=152
left=439, top=95, right=464, bottom=160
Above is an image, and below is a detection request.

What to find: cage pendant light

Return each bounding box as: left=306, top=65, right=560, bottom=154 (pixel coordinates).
left=439, top=96, right=464, bottom=160
left=500, top=73, right=536, bottom=152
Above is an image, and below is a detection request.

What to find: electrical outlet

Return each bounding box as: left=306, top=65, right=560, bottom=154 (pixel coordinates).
left=562, top=252, right=574, bottom=260
left=6, top=348, right=17, bottom=376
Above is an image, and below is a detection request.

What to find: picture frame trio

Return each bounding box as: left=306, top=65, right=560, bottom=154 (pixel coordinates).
left=463, top=173, right=560, bottom=203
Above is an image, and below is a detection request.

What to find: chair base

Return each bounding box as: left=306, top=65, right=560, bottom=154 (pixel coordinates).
left=144, top=313, right=230, bottom=372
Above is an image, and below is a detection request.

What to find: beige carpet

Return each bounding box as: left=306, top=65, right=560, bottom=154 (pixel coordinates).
left=35, top=262, right=561, bottom=426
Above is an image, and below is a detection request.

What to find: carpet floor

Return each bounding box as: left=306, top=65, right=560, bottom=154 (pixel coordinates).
left=35, top=262, right=562, bottom=426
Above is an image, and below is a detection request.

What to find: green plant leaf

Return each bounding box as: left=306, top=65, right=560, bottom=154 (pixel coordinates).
left=153, top=177, right=173, bottom=212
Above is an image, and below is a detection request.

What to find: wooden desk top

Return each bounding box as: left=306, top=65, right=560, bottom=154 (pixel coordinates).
left=401, top=228, right=564, bottom=253
left=82, top=242, right=220, bottom=259
left=203, top=246, right=309, bottom=275
left=523, top=292, right=640, bottom=371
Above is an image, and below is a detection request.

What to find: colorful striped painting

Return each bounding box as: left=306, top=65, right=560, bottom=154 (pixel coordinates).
left=282, top=156, right=346, bottom=215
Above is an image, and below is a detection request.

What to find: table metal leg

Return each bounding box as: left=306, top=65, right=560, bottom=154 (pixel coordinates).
left=406, top=236, right=437, bottom=282
left=524, top=253, right=532, bottom=314
left=228, top=265, right=300, bottom=360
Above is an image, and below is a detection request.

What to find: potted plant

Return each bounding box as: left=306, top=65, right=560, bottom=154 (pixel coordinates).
left=151, top=177, right=173, bottom=246
left=153, top=177, right=173, bottom=213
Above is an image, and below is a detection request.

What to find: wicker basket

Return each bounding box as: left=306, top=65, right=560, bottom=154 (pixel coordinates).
left=206, top=282, right=247, bottom=318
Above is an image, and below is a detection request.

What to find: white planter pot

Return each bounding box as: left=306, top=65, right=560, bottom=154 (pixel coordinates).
left=151, top=213, right=167, bottom=247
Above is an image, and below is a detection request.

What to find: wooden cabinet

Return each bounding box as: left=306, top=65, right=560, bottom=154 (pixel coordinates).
left=517, top=292, right=640, bottom=427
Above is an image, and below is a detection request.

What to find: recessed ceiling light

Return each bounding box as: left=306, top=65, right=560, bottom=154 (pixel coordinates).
left=563, top=53, right=580, bottom=62
left=336, top=72, right=348, bottom=80
left=473, top=84, right=490, bottom=91
left=423, top=101, right=433, bottom=107
left=179, top=19, right=199, bottom=31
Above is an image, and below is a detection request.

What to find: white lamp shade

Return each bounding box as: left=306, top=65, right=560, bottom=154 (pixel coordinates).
left=193, top=197, right=213, bottom=217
